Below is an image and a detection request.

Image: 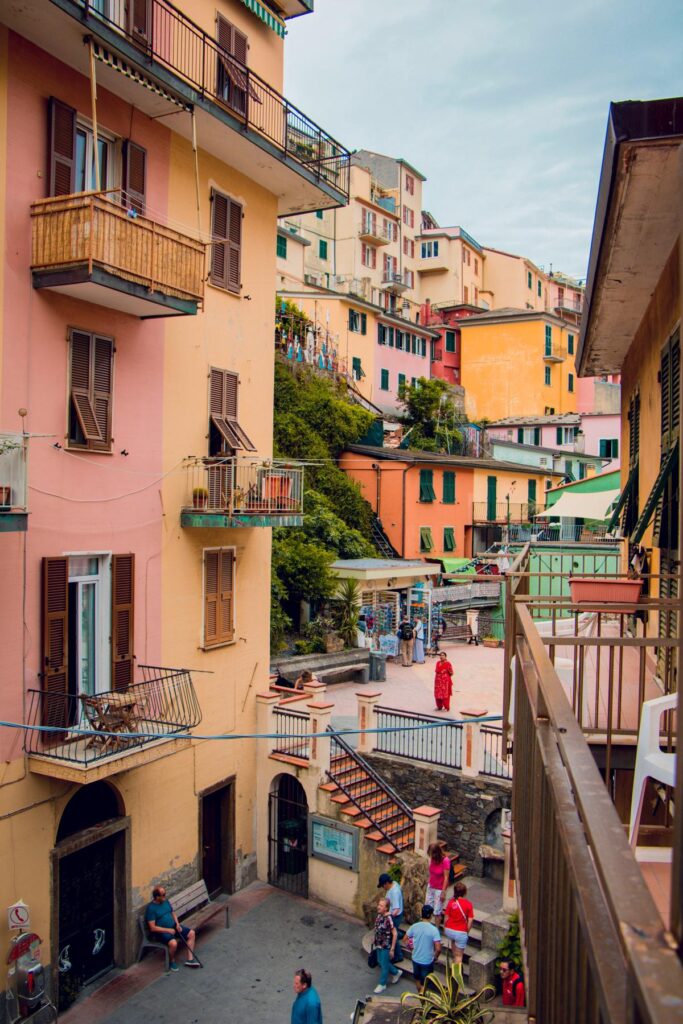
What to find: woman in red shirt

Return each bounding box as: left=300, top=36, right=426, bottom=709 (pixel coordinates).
left=434, top=652, right=454, bottom=711
left=443, top=881, right=473, bottom=964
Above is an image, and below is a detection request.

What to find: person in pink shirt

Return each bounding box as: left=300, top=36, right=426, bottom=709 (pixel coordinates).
left=425, top=842, right=451, bottom=925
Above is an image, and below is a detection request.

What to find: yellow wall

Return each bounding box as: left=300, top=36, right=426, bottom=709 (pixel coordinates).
left=472, top=465, right=554, bottom=503
left=482, top=248, right=548, bottom=312
left=183, top=0, right=284, bottom=89
left=460, top=316, right=578, bottom=421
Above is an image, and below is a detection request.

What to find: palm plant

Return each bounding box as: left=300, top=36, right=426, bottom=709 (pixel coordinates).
left=401, top=962, right=495, bottom=1023
left=333, top=578, right=361, bottom=648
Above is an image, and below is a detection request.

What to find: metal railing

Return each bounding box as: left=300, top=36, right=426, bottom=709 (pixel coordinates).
left=0, top=433, right=28, bottom=511
left=508, top=523, right=612, bottom=543
left=272, top=707, right=310, bottom=760
left=358, top=223, right=392, bottom=243
left=480, top=726, right=512, bottom=779
left=31, top=191, right=206, bottom=304
left=375, top=706, right=463, bottom=769
left=472, top=501, right=545, bottom=523
left=511, top=601, right=683, bottom=1022
left=76, top=0, right=350, bottom=198
left=184, top=457, right=304, bottom=517
left=381, top=272, right=405, bottom=288
left=24, top=665, right=201, bottom=767
left=328, top=728, right=415, bottom=850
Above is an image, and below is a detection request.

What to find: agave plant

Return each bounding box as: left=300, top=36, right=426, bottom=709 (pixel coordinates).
left=401, top=962, right=495, bottom=1023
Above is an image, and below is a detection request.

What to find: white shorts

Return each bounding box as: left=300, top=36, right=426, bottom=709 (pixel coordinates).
left=425, top=886, right=445, bottom=915
left=444, top=927, right=468, bottom=950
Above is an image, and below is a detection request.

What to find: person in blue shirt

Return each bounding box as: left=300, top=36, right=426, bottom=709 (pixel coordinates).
left=145, top=886, right=200, bottom=972
left=406, top=904, right=442, bottom=993
left=378, top=872, right=404, bottom=930
left=291, top=968, right=323, bottom=1024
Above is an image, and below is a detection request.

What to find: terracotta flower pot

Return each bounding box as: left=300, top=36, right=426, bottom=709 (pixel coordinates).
left=569, top=577, right=643, bottom=606
left=0, top=485, right=11, bottom=511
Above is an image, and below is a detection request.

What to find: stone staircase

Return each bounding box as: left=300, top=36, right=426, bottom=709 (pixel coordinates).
left=322, top=731, right=415, bottom=853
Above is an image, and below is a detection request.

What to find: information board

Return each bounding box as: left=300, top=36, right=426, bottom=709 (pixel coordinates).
left=308, top=815, right=359, bottom=870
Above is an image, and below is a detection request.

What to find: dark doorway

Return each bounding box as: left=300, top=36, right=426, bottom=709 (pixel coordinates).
left=268, top=775, right=308, bottom=897
left=200, top=782, right=235, bottom=896
left=58, top=837, right=115, bottom=1005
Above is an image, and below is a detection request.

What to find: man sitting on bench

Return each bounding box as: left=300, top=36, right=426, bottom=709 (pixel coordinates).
left=145, top=885, right=200, bottom=971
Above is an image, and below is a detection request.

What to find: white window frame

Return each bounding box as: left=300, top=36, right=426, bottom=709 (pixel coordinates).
left=66, top=551, right=112, bottom=695
left=75, top=117, right=118, bottom=193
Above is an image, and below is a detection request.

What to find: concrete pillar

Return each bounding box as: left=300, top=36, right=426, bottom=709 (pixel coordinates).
left=256, top=691, right=280, bottom=757
left=466, top=608, right=479, bottom=639
left=307, top=700, right=334, bottom=771
left=412, top=805, right=441, bottom=856
left=356, top=690, right=382, bottom=754
left=461, top=708, right=488, bottom=778
left=502, top=823, right=517, bottom=913
left=302, top=679, right=328, bottom=699
left=255, top=692, right=282, bottom=883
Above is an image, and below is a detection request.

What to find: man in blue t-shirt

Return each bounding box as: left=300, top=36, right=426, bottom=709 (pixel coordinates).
left=291, top=968, right=323, bottom=1024
left=145, top=886, right=200, bottom=972
left=406, top=904, right=442, bottom=992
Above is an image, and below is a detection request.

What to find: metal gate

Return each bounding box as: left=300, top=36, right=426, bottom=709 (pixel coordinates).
left=268, top=776, right=308, bottom=898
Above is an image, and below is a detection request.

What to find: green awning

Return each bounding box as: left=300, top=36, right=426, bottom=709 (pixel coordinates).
left=240, top=0, right=287, bottom=37
left=439, top=557, right=475, bottom=574
left=631, top=440, right=679, bottom=544
left=607, top=462, right=638, bottom=533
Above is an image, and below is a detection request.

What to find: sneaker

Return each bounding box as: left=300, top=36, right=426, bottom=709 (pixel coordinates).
left=184, top=959, right=200, bottom=968
left=169, top=962, right=179, bottom=973
left=390, top=970, right=402, bottom=985
left=373, top=984, right=387, bottom=994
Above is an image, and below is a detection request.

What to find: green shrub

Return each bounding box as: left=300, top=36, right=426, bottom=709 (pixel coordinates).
left=497, top=911, right=522, bottom=972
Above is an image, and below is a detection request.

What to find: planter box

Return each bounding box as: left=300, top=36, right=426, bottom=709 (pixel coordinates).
left=569, top=577, right=643, bottom=605
left=482, top=638, right=500, bottom=649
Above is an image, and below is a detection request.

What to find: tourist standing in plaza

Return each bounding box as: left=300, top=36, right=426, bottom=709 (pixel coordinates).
left=406, top=905, right=442, bottom=993
left=433, top=651, right=454, bottom=711
left=291, top=968, right=323, bottom=1023
left=425, top=843, right=451, bottom=925
left=413, top=616, right=425, bottom=663
left=397, top=616, right=415, bottom=666
left=443, top=881, right=474, bottom=964
left=372, top=897, right=402, bottom=993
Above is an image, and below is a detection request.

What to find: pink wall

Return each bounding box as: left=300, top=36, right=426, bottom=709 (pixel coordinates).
left=374, top=342, right=431, bottom=412
left=580, top=413, right=621, bottom=467
left=0, top=35, right=171, bottom=753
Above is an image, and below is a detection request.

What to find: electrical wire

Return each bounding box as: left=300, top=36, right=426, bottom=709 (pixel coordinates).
left=29, top=457, right=186, bottom=502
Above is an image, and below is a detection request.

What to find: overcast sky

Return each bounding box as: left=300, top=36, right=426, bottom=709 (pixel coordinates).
left=284, top=0, right=682, bottom=279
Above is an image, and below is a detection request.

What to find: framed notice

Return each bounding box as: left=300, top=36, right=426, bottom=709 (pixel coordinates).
left=308, top=815, right=359, bottom=870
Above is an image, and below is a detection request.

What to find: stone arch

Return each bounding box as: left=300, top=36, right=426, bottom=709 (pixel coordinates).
left=56, top=780, right=125, bottom=842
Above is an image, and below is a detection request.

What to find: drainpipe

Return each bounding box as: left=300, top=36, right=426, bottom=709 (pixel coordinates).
left=371, top=463, right=381, bottom=518
left=401, top=467, right=409, bottom=556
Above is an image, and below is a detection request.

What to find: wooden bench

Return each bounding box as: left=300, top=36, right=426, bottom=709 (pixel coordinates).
left=441, top=624, right=480, bottom=645
left=137, top=880, right=229, bottom=970
left=317, top=663, right=369, bottom=684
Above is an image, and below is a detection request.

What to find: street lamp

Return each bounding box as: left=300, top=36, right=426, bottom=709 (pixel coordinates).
left=504, top=481, right=517, bottom=546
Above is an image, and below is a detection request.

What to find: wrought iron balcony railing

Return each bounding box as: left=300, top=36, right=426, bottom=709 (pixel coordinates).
left=70, top=0, right=350, bottom=200
left=25, top=665, right=201, bottom=768
left=183, top=457, right=304, bottom=519
left=0, top=433, right=28, bottom=512
left=472, top=501, right=544, bottom=524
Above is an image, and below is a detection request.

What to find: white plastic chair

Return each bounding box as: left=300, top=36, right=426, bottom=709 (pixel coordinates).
left=628, top=693, right=677, bottom=847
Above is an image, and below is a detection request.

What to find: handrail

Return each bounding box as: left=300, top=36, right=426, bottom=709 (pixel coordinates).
left=374, top=706, right=464, bottom=771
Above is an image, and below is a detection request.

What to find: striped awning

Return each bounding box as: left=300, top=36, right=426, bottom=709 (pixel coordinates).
left=92, top=43, right=191, bottom=110
left=240, top=0, right=287, bottom=38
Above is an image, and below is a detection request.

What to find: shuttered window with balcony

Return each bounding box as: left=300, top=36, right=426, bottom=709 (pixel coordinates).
left=210, top=188, right=242, bottom=293
left=122, top=140, right=147, bottom=215
left=216, top=14, right=249, bottom=117
left=209, top=367, right=256, bottom=456
left=48, top=97, right=76, bottom=196
left=111, top=554, right=135, bottom=690
left=203, top=547, right=236, bottom=647
left=68, top=329, right=114, bottom=452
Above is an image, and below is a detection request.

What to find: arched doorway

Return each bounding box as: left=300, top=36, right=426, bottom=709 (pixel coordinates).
left=54, top=783, right=128, bottom=1012
left=268, top=775, right=308, bottom=897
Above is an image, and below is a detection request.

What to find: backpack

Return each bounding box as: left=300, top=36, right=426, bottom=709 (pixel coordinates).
left=399, top=622, right=414, bottom=641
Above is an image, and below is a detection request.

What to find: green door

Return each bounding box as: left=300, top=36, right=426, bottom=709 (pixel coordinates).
left=486, top=476, right=497, bottom=520
left=527, top=479, right=537, bottom=516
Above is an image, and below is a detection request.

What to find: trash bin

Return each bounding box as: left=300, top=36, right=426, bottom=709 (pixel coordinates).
left=369, top=651, right=387, bottom=682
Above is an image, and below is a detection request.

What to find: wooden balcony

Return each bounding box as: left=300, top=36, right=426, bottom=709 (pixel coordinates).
left=503, top=557, right=683, bottom=1022
left=31, top=192, right=205, bottom=317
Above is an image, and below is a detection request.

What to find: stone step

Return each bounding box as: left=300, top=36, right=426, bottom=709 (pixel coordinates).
left=318, top=781, right=338, bottom=793
left=330, top=793, right=351, bottom=805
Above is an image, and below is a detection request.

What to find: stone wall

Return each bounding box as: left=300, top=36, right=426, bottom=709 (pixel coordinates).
left=364, top=752, right=512, bottom=874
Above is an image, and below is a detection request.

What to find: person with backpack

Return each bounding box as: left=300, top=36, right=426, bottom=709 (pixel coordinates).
left=397, top=616, right=415, bottom=666
left=499, top=961, right=525, bottom=1006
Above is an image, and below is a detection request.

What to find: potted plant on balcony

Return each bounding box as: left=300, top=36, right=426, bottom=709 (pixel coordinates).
left=0, top=485, right=11, bottom=512
left=192, top=486, right=209, bottom=511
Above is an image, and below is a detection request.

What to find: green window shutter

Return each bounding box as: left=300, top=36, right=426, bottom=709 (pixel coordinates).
left=420, top=527, right=434, bottom=552
left=534, top=428, right=540, bottom=446
left=315, top=210, right=323, bottom=219
left=545, top=325, right=552, bottom=355
left=388, top=328, right=394, bottom=348
left=352, top=356, right=362, bottom=378
left=380, top=369, right=389, bottom=390
left=486, top=475, right=497, bottom=520
left=568, top=373, right=574, bottom=392
left=419, top=469, right=436, bottom=502
left=556, top=427, right=563, bottom=444
left=527, top=271, right=532, bottom=289
left=568, top=334, right=575, bottom=354
left=276, top=234, right=287, bottom=258
left=348, top=308, right=354, bottom=330
left=528, top=479, right=537, bottom=503
left=442, top=471, right=455, bottom=503
left=361, top=313, right=367, bottom=335
left=517, top=428, right=524, bottom=443
left=319, top=239, right=328, bottom=260
left=579, top=463, right=587, bottom=480
left=443, top=527, right=455, bottom=551
left=599, top=439, right=607, bottom=457
left=445, top=331, right=456, bottom=353
left=545, top=366, right=551, bottom=386
left=537, top=279, right=542, bottom=297
left=613, top=439, right=619, bottom=458
left=398, top=373, right=406, bottom=390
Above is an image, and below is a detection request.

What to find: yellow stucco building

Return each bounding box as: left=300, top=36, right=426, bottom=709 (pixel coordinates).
left=459, top=309, right=579, bottom=422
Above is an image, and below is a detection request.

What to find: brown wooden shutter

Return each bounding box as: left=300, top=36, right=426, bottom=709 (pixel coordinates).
left=93, top=336, right=113, bottom=450
left=210, top=189, right=229, bottom=288
left=70, top=330, right=103, bottom=442
left=48, top=97, right=76, bottom=197
left=219, top=549, right=235, bottom=642
left=111, top=554, right=135, bottom=691
left=232, top=27, right=248, bottom=64
left=204, top=550, right=220, bottom=646
left=127, top=0, right=151, bottom=47
left=123, top=140, right=147, bottom=215
left=224, top=371, right=238, bottom=418
left=41, top=557, right=69, bottom=740
left=210, top=366, right=226, bottom=415
left=227, top=200, right=242, bottom=294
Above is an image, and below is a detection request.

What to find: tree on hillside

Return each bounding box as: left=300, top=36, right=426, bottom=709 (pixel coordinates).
left=398, top=377, right=464, bottom=454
